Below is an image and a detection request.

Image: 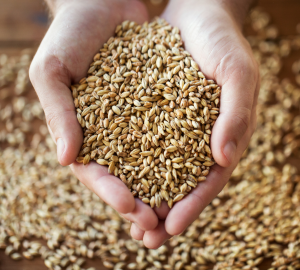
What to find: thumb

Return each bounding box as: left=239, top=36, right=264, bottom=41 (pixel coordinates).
left=29, top=55, right=82, bottom=166
left=211, top=59, right=258, bottom=167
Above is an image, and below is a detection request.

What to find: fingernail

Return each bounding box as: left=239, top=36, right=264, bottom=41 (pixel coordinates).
left=223, top=141, right=236, bottom=165
left=57, top=138, right=65, bottom=163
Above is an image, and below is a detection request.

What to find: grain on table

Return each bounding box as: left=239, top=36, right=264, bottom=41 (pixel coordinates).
left=0, top=7, right=300, bottom=270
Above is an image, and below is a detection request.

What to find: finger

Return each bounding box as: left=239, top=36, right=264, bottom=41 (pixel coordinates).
left=130, top=223, right=145, bottom=241
left=70, top=161, right=135, bottom=214
left=211, top=55, right=258, bottom=168
left=165, top=124, right=254, bottom=236
left=29, top=57, right=82, bottom=166
left=165, top=164, right=230, bottom=236
left=143, top=221, right=171, bottom=249
left=121, top=199, right=158, bottom=231
left=153, top=202, right=170, bottom=220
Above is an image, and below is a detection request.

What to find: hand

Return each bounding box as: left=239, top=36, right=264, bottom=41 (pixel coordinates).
left=130, top=0, right=259, bottom=247
left=29, top=0, right=163, bottom=238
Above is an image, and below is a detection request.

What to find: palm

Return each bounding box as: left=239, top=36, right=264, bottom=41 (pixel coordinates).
left=43, top=1, right=149, bottom=82
left=61, top=2, right=167, bottom=235
left=161, top=1, right=259, bottom=233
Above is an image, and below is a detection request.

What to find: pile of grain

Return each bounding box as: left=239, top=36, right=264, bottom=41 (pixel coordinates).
left=74, top=18, right=221, bottom=208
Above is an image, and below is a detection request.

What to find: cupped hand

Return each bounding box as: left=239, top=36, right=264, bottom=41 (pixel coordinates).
left=130, top=0, right=259, bottom=248
left=29, top=0, right=161, bottom=237
left=30, top=0, right=259, bottom=250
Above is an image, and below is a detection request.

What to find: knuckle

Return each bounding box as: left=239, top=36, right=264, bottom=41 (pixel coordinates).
left=29, top=52, right=70, bottom=86
left=215, top=46, right=259, bottom=86
left=44, top=108, right=61, bottom=136
left=239, top=54, right=259, bottom=82
left=43, top=54, right=67, bottom=78
left=238, top=56, right=256, bottom=76
left=232, top=107, right=251, bottom=134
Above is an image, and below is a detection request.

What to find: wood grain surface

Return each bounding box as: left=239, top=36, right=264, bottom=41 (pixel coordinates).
left=0, top=0, right=299, bottom=269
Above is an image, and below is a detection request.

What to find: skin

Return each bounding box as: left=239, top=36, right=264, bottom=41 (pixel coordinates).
left=30, top=0, right=258, bottom=249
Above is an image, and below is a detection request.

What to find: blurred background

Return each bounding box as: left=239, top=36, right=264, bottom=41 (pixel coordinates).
left=0, top=0, right=300, bottom=269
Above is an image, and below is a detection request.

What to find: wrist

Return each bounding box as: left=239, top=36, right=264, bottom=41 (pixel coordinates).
left=45, top=0, right=112, bottom=16
left=169, top=0, right=254, bottom=28
left=45, top=0, right=85, bottom=16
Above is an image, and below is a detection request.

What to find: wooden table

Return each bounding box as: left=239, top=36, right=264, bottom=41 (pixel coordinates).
left=0, top=0, right=299, bottom=269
